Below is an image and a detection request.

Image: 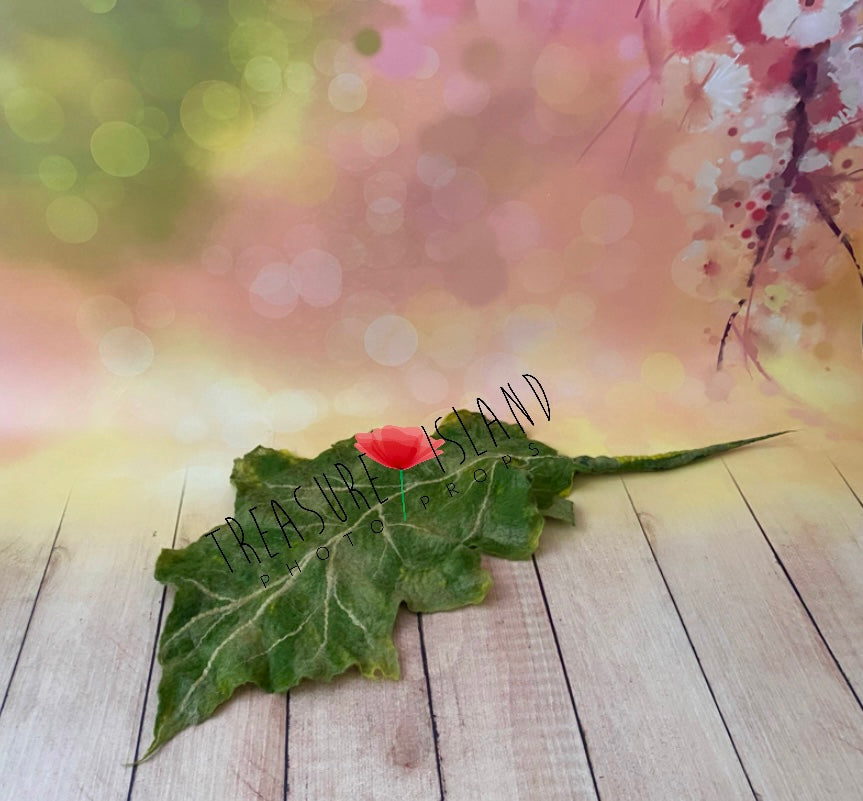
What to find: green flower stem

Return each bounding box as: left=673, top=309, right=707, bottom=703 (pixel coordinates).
left=400, top=469, right=406, bottom=520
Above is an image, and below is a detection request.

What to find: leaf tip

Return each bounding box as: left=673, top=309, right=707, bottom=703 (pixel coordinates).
left=125, top=741, right=160, bottom=768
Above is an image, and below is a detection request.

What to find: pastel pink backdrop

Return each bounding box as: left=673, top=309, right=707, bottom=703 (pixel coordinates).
left=2, top=0, right=862, bottom=487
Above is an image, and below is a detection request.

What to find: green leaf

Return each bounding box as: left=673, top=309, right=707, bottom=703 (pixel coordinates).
left=139, top=412, right=785, bottom=761
left=570, top=431, right=791, bottom=474
left=541, top=495, right=576, bottom=525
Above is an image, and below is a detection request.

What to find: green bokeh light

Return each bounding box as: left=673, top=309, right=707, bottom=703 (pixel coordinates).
left=244, top=55, right=283, bottom=92
left=38, top=155, right=78, bottom=191
left=45, top=195, right=99, bottom=243
left=4, top=87, right=65, bottom=143
left=354, top=28, right=382, bottom=56
left=180, top=80, right=253, bottom=150
left=80, top=0, right=117, bottom=13
left=90, top=121, right=151, bottom=177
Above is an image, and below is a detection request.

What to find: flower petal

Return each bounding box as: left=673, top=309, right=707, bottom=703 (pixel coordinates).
left=353, top=425, right=446, bottom=470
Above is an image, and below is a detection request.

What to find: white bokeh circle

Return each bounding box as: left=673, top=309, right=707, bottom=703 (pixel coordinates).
left=99, top=326, right=154, bottom=376
left=364, top=314, right=418, bottom=366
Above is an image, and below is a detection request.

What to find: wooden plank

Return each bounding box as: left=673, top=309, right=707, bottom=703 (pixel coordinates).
left=288, top=611, right=439, bottom=801
left=624, top=459, right=863, bottom=801
left=0, top=469, right=183, bottom=801
left=132, top=465, right=287, bottom=801
left=0, top=473, right=67, bottom=703
left=421, top=557, right=598, bottom=801
left=724, top=438, right=863, bottom=700
left=536, top=475, right=754, bottom=801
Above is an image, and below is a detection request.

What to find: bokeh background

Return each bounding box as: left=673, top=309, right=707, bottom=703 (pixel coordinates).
left=2, top=0, right=862, bottom=487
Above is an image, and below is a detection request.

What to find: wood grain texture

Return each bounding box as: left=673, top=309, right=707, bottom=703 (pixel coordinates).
left=288, top=611, right=439, bottom=801
left=0, top=476, right=67, bottom=704
left=624, top=459, right=863, bottom=801
left=420, top=557, right=597, bottom=801
left=723, top=438, right=863, bottom=701
left=0, top=471, right=183, bottom=801
left=132, top=465, right=287, bottom=801
left=536, top=474, right=754, bottom=801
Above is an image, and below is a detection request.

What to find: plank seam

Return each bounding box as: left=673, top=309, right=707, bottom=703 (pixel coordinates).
left=831, top=459, right=863, bottom=511
left=531, top=554, right=602, bottom=801
left=126, top=471, right=186, bottom=799
left=722, top=459, right=863, bottom=714
left=283, top=691, right=290, bottom=799
left=0, top=490, right=69, bottom=724
left=417, top=612, right=446, bottom=801
left=621, top=476, right=761, bottom=801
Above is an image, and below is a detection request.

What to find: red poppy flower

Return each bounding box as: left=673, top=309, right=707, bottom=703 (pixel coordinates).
left=354, top=425, right=445, bottom=470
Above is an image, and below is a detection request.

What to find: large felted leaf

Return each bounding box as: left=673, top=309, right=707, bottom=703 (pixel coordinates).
left=140, top=411, right=783, bottom=760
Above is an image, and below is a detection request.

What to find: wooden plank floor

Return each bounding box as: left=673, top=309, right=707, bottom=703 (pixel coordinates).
left=1, top=434, right=862, bottom=800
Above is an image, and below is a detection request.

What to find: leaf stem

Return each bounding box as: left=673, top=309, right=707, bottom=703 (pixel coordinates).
left=400, top=469, right=406, bottom=520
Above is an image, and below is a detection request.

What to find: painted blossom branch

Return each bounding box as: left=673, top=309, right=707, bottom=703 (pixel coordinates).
left=717, top=41, right=863, bottom=368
